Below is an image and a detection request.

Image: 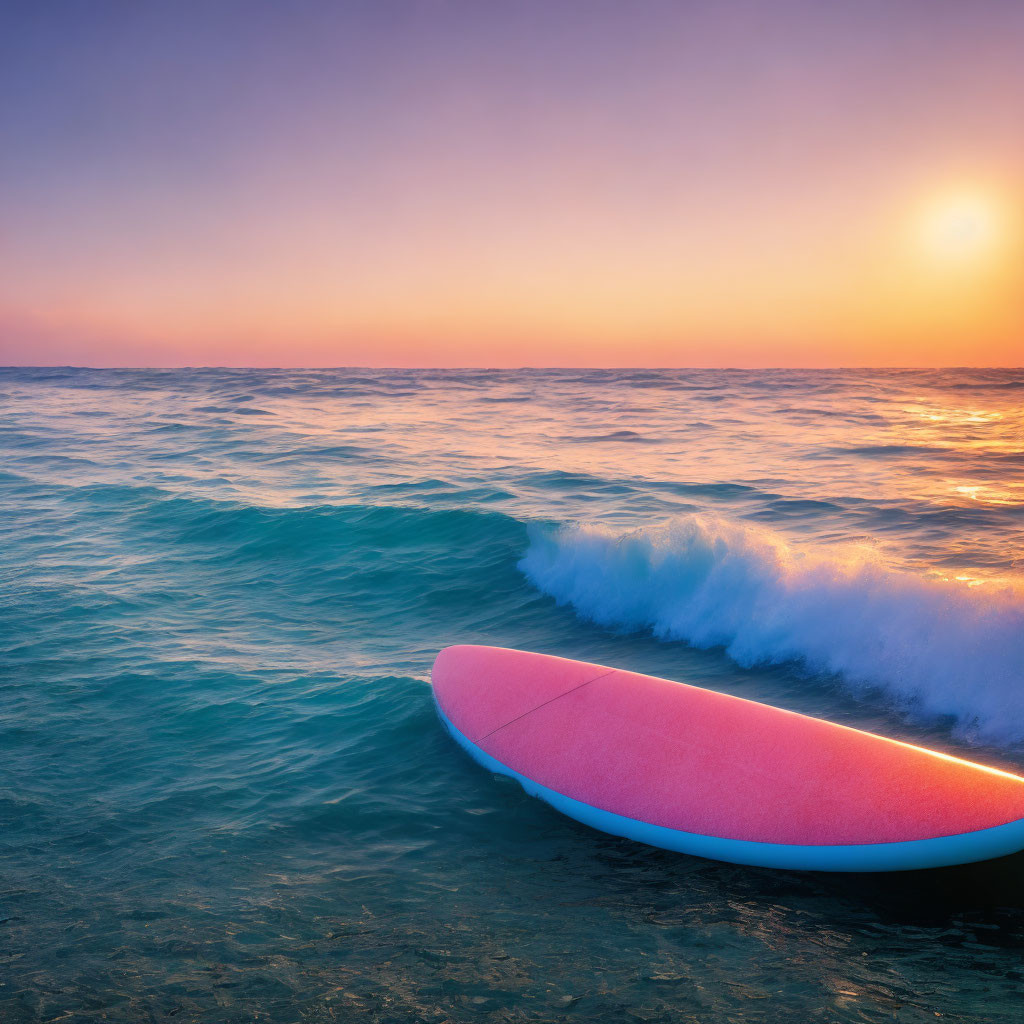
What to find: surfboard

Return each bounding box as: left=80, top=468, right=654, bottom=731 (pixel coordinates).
left=432, top=645, right=1024, bottom=871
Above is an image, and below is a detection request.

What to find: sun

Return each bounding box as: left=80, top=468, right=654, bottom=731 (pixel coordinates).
left=917, top=189, right=1003, bottom=265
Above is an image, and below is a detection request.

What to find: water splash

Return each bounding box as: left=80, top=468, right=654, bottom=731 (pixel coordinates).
left=521, top=515, right=1024, bottom=743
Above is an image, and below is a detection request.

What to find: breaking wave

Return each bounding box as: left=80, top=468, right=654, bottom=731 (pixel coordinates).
left=520, top=516, right=1024, bottom=744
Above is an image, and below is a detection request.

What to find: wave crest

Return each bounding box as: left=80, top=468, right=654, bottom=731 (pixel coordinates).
left=519, top=516, right=1024, bottom=743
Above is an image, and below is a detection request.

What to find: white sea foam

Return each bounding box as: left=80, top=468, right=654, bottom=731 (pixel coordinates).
left=520, top=516, right=1024, bottom=744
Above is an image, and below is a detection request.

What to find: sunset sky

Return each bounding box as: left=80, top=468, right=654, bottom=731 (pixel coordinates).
left=1, top=0, right=1022, bottom=367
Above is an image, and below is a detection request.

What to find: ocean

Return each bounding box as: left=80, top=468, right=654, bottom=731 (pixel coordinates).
left=1, top=366, right=1023, bottom=1023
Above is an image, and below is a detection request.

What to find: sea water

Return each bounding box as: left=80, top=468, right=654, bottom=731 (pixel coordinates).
left=1, top=366, right=1023, bottom=1022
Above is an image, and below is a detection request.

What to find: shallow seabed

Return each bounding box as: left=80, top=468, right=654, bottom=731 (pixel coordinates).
left=1, top=367, right=1023, bottom=1022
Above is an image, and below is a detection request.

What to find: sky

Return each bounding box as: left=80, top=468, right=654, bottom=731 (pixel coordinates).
left=1, top=0, right=1022, bottom=367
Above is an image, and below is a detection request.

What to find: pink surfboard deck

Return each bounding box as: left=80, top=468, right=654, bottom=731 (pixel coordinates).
left=432, top=645, right=1024, bottom=872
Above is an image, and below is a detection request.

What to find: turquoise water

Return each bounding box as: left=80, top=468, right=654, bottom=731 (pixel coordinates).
left=2, top=367, right=1023, bottom=1022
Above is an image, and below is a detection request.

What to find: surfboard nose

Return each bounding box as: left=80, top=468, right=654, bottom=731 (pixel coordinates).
left=432, top=645, right=613, bottom=743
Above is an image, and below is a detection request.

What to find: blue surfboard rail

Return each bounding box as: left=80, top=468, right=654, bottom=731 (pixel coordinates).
left=436, top=699, right=1024, bottom=872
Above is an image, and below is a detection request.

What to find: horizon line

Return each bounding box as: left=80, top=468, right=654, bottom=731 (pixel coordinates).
left=2, top=364, right=1022, bottom=373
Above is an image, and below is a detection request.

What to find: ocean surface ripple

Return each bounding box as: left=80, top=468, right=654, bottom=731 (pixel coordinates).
left=1, top=367, right=1023, bottom=1023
